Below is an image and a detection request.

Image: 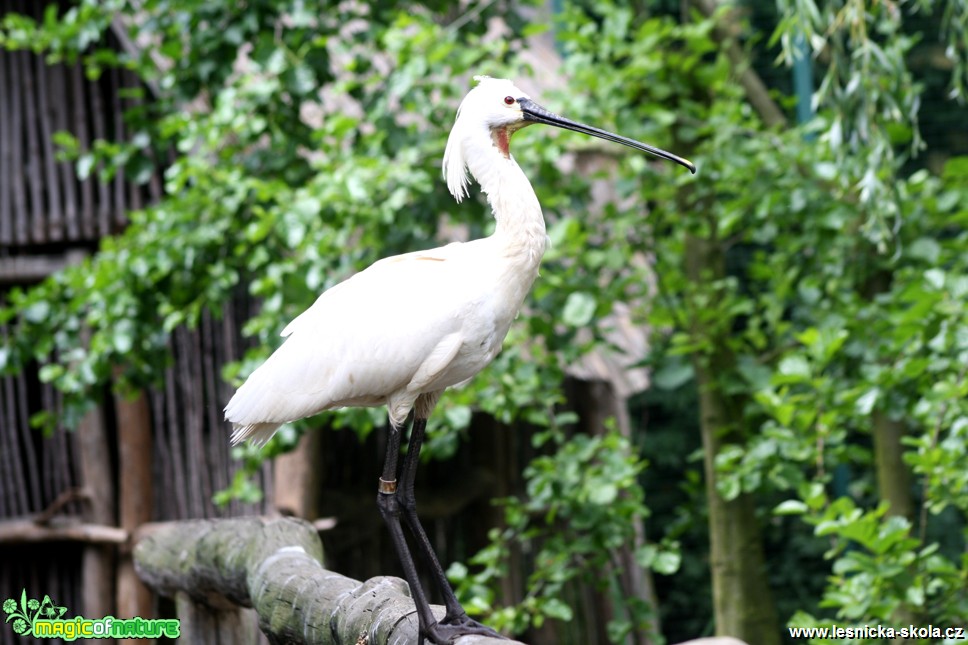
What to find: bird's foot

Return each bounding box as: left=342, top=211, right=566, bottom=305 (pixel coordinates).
left=419, top=614, right=506, bottom=644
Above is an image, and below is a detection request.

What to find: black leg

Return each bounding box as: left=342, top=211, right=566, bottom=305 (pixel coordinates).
left=397, top=418, right=505, bottom=641
left=376, top=420, right=439, bottom=640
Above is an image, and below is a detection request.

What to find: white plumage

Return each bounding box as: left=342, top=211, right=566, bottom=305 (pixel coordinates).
left=224, top=75, right=694, bottom=446
left=225, top=77, right=548, bottom=444
left=223, top=75, right=694, bottom=644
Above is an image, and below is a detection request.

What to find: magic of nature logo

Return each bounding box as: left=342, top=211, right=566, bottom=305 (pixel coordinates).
left=3, top=589, right=179, bottom=640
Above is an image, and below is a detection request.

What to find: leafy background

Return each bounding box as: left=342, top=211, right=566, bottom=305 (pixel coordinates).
left=2, top=0, right=968, bottom=643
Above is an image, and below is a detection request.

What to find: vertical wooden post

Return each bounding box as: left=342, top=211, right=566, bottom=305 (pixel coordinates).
left=114, top=385, right=154, bottom=631
left=273, top=430, right=321, bottom=519
left=76, top=404, right=116, bottom=619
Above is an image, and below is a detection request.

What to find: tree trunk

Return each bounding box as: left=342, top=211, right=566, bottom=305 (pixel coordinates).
left=695, top=367, right=780, bottom=643
left=861, top=272, right=914, bottom=523
left=871, top=411, right=913, bottom=521
left=685, top=235, right=780, bottom=645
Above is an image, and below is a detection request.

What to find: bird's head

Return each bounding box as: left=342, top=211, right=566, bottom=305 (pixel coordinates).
left=443, top=75, right=695, bottom=203
left=455, top=76, right=534, bottom=133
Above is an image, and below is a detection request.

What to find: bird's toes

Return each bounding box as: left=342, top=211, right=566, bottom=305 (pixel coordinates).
left=423, top=615, right=507, bottom=643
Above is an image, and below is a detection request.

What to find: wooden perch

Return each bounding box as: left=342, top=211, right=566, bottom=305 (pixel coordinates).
left=133, top=516, right=524, bottom=645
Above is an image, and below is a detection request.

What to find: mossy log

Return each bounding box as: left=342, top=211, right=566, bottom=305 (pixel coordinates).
left=134, top=516, right=749, bottom=645
left=133, top=516, right=521, bottom=645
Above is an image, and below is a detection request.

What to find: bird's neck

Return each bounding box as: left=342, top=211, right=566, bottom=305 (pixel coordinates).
left=469, top=150, right=547, bottom=267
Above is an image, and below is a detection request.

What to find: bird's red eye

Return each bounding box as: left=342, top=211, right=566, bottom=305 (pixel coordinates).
left=504, top=96, right=515, bottom=105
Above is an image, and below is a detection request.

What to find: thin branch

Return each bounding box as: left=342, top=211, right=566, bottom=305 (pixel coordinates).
left=0, top=516, right=127, bottom=544
left=34, top=486, right=91, bottom=524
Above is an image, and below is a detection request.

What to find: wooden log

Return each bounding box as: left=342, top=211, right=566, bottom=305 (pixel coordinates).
left=273, top=431, right=322, bottom=519
left=120, top=68, right=144, bottom=214
left=179, top=325, right=207, bottom=517
left=174, top=590, right=264, bottom=645
left=201, top=311, right=232, bottom=508
left=134, top=517, right=525, bottom=645
left=162, top=354, right=190, bottom=517
left=568, top=378, right=661, bottom=645
left=14, top=360, right=42, bottom=513
left=0, top=371, right=29, bottom=516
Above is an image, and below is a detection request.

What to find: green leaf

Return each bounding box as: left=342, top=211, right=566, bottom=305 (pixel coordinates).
left=444, top=404, right=472, bottom=429
left=542, top=597, right=573, bottom=622
left=561, top=292, right=596, bottom=327
left=778, top=355, right=811, bottom=379
left=908, top=237, right=941, bottom=264
left=38, top=364, right=64, bottom=383
left=653, top=359, right=694, bottom=390
left=855, top=387, right=879, bottom=415
left=774, top=499, right=808, bottom=515
left=652, top=549, right=681, bottom=575
left=22, top=301, right=50, bottom=323
left=589, top=483, right=617, bottom=505
left=635, top=544, right=657, bottom=568
left=924, top=268, right=945, bottom=289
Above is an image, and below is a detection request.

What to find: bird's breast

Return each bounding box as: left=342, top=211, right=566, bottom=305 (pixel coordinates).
left=414, top=258, right=535, bottom=391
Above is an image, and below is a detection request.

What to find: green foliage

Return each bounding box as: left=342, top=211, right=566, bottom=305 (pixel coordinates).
left=0, top=0, right=527, bottom=436
left=449, top=428, right=676, bottom=640
left=5, top=0, right=968, bottom=642
left=540, top=0, right=968, bottom=640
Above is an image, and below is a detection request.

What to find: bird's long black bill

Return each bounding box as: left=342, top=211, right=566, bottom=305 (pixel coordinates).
left=519, top=97, right=696, bottom=174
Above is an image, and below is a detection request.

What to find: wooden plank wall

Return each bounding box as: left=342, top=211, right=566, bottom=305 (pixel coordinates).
left=0, top=0, right=162, bottom=256
left=0, top=308, right=274, bottom=518
left=0, top=0, right=277, bottom=631
left=150, top=303, right=275, bottom=521
left=0, top=302, right=273, bottom=631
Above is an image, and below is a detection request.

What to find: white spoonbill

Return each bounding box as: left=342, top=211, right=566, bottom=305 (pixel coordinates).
left=225, top=75, right=695, bottom=643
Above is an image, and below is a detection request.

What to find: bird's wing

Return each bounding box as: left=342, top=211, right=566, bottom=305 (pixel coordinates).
left=225, top=243, right=483, bottom=427
left=280, top=243, right=463, bottom=338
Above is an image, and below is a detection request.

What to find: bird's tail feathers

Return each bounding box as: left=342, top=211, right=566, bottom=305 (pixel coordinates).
left=230, top=422, right=282, bottom=448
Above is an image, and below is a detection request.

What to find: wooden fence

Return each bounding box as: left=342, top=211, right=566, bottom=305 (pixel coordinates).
left=0, top=0, right=163, bottom=284
left=0, top=306, right=273, bottom=645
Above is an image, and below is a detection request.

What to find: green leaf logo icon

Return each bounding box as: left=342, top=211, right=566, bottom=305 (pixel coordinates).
left=3, top=589, right=66, bottom=637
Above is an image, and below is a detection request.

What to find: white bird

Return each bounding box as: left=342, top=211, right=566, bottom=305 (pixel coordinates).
left=225, top=75, right=694, bottom=644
